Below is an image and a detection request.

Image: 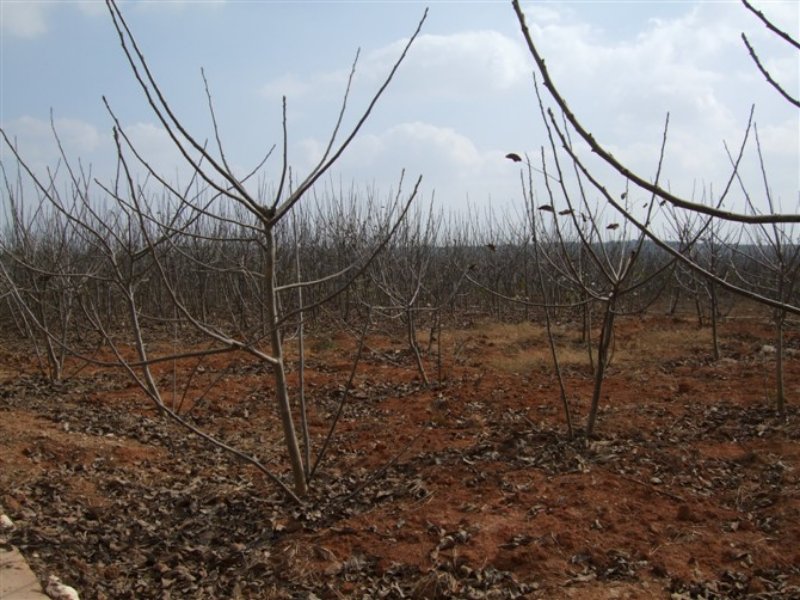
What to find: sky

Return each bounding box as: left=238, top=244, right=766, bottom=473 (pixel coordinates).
left=1, top=0, right=798, bottom=225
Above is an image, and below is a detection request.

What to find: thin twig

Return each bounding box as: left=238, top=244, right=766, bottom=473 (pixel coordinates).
left=510, top=0, right=800, bottom=224
left=331, top=428, right=426, bottom=508
left=308, top=308, right=372, bottom=481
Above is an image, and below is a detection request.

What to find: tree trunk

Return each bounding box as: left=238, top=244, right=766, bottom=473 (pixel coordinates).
left=586, top=299, right=615, bottom=437
left=265, top=226, right=308, bottom=496
left=407, top=306, right=429, bottom=385
left=775, top=311, right=785, bottom=417
left=708, top=280, right=720, bottom=360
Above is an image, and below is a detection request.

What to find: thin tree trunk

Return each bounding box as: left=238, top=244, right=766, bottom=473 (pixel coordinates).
left=694, top=288, right=704, bottom=327
left=585, top=301, right=595, bottom=374
left=542, top=302, right=574, bottom=439
left=294, top=217, right=311, bottom=479
left=709, top=280, right=720, bottom=360
left=436, top=312, right=443, bottom=384
left=776, top=311, right=785, bottom=416
left=586, top=299, right=615, bottom=437
left=125, top=285, right=165, bottom=416
left=667, top=286, right=680, bottom=315
left=407, top=306, right=429, bottom=385
left=265, top=226, right=307, bottom=496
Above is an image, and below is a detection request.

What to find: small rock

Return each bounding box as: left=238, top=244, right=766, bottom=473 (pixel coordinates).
left=46, top=575, right=80, bottom=600
left=0, top=514, right=14, bottom=530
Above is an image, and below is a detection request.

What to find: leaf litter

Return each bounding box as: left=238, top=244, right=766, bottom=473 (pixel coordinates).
left=1, top=315, right=799, bottom=598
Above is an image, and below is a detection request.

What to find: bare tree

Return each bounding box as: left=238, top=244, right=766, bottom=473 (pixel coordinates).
left=510, top=0, right=799, bottom=423
left=365, top=202, right=443, bottom=385
left=106, top=0, right=427, bottom=497
left=0, top=137, right=101, bottom=382
left=510, top=0, right=799, bottom=317
left=0, top=0, right=427, bottom=501
left=666, top=200, right=739, bottom=359
left=727, top=126, right=800, bottom=415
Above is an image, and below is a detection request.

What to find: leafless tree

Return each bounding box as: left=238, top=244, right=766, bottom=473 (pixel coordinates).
left=511, top=0, right=799, bottom=421
left=0, top=137, right=102, bottom=382
left=0, top=0, right=427, bottom=501
left=666, top=200, right=740, bottom=359
left=367, top=203, right=435, bottom=384
left=511, top=0, right=799, bottom=313
left=727, top=126, right=800, bottom=415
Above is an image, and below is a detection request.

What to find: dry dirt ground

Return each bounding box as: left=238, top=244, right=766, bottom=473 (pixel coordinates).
left=1, top=312, right=798, bottom=599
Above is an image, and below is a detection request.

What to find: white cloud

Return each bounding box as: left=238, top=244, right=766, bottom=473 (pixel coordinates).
left=757, top=116, right=800, bottom=156
left=59, top=118, right=104, bottom=152
left=119, top=121, right=254, bottom=187
left=133, top=0, right=226, bottom=14
left=364, top=31, right=530, bottom=96
left=261, top=30, right=529, bottom=104
left=516, top=1, right=798, bottom=215
left=75, top=1, right=108, bottom=18
left=0, top=1, right=225, bottom=39
left=528, top=9, right=734, bottom=115
left=525, top=4, right=565, bottom=25
left=357, top=122, right=482, bottom=170
left=1, top=115, right=104, bottom=165
left=266, top=2, right=797, bottom=216
left=748, top=117, right=800, bottom=206
left=1, top=2, right=50, bottom=38
left=7, top=1, right=788, bottom=218
left=758, top=53, right=800, bottom=93
left=0, top=117, right=208, bottom=190
left=260, top=74, right=312, bottom=100
left=299, top=121, right=484, bottom=176
left=121, top=122, right=198, bottom=183
left=296, top=121, right=520, bottom=212
left=746, top=0, right=800, bottom=33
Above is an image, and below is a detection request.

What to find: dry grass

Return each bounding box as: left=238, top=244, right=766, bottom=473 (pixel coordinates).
left=487, top=347, right=589, bottom=374
left=613, top=325, right=710, bottom=365
left=442, top=319, right=589, bottom=374
left=441, top=316, right=716, bottom=375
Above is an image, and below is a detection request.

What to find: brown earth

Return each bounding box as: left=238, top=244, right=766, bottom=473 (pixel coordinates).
left=0, top=311, right=798, bottom=599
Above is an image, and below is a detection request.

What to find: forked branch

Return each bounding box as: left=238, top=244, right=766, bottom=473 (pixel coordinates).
left=510, top=0, right=800, bottom=224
